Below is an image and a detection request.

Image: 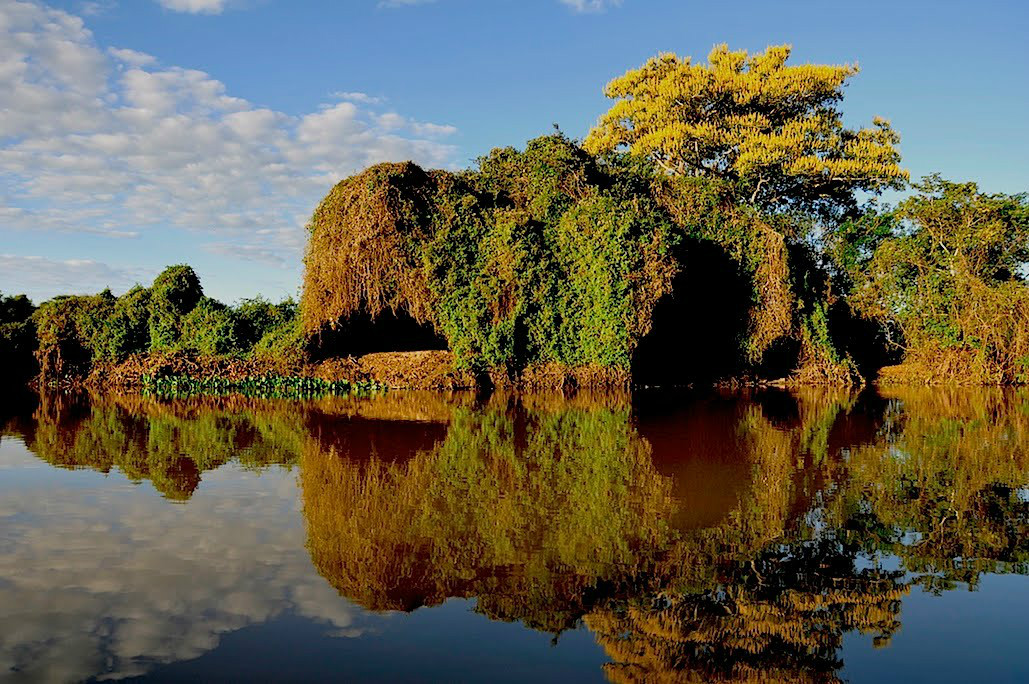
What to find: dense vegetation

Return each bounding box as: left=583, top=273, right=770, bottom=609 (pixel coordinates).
left=0, top=292, right=37, bottom=382
left=300, top=44, right=1027, bottom=386
left=302, top=44, right=916, bottom=385
left=5, top=44, right=1027, bottom=387
left=29, top=264, right=304, bottom=386
left=843, top=176, right=1029, bottom=383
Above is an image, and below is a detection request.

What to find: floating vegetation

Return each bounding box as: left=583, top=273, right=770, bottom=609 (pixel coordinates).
left=140, top=374, right=383, bottom=399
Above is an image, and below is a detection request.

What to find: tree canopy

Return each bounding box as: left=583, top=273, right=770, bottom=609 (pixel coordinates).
left=584, top=44, right=908, bottom=216
left=849, top=176, right=1029, bottom=383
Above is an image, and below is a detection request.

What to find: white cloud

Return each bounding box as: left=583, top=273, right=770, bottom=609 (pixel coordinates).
left=80, top=1, right=116, bottom=15
left=0, top=254, right=146, bottom=298
left=204, top=241, right=291, bottom=267
left=332, top=91, right=384, bottom=105
left=108, top=46, right=157, bottom=67
left=0, top=1, right=459, bottom=287
left=560, top=0, right=622, bottom=11
left=0, top=440, right=377, bottom=683
left=156, top=0, right=229, bottom=14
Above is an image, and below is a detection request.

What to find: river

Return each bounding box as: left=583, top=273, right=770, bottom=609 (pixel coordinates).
left=1, top=387, right=1026, bottom=682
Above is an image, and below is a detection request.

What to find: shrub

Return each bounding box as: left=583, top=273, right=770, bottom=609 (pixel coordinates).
left=304, top=134, right=681, bottom=376
left=176, top=297, right=241, bottom=355
left=850, top=176, right=1029, bottom=383
left=234, top=296, right=298, bottom=349
left=34, top=291, right=116, bottom=382
left=30, top=265, right=299, bottom=382
left=104, top=286, right=152, bottom=361
left=149, top=264, right=203, bottom=350
left=0, top=292, right=38, bottom=382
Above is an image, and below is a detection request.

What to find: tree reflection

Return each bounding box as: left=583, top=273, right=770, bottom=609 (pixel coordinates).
left=300, top=387, right=1029, bottom=682
left=2, top=386, right=1027, bottom=681
left=0, top=391, right=461, bottom=500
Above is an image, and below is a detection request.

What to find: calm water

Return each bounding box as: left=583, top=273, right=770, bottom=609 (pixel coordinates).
left=0, top=387, right=1027, bottom=683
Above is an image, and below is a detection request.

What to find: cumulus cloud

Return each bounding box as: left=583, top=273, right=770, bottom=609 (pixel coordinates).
left=156, top=0, right=229, bottom=14
left=0, top=1, right=458, bottom=278
left=0, top=254, right=146, bottom=297
left=0, top=441, right=378, bottom=683
left=107, top=46, right=157, bottom=67
left=559, top=0, right=622, bottom=11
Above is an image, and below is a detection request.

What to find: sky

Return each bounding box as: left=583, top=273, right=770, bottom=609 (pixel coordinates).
left=1, top=0, right=1027, bottom=304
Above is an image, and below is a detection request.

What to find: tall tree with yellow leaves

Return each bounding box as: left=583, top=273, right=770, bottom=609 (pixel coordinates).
left=585, top=44, right=908, bottom=217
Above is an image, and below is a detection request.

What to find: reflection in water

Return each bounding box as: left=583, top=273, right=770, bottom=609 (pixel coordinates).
left=0, top=387, right=1027, bottom=682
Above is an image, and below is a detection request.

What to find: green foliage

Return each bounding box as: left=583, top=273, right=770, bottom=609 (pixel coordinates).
left=0, top=292, right=38, bottom=382
left=31, top=263, right=305, bottom=382
left=0, top=292, right=34, bottom=322
left=849, top=176, right=1029, bottom=382
left=104, top=286, right=152, bottom=361
left=252, top=317, right=308, bottom=367
left=149, top=264, right=203, bottom=350
left=34, top=291, right=117, bottom=380
left=309, top=134, right=681, bottom=375
left=176, top=297, right=240, bottom=355
left=234, top=296, right=298, bottom=349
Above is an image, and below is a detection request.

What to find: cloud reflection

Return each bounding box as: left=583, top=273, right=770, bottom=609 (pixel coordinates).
left=0, top=443, right=373, bottom=683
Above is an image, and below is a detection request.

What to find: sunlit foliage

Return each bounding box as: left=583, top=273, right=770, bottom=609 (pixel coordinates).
left=303, top=135, right=680, bottom=377
left=32, top=266, right=303, bottom=383
left=848, top=177, right=1029, bottom=383
left=585, top=44, right=908, bottom=217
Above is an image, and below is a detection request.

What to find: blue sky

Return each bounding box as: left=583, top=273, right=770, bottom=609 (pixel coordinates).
left=2, top=0, right=1027, bottom=304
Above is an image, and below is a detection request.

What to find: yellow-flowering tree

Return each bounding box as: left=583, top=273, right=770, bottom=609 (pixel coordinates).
left=585, top=44, right=908, bottom=216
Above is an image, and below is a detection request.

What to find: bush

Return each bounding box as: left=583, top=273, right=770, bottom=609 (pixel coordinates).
left=0, top=292, right=38, bottom=382
left=149, top=264, right=203, bottom=350
left=234, top=296, right=298, bottom=349
left=104, top=286, right=152, bottom=361
left=176, top=297, right=241, bottom=355
left=34, top=291, right=116, bottom=382
left=253, top=317, right=308, bottom=369
left=849, top=176, right=1029, bottom=383
left=305, top=134, right=680, bottom=376
left=30, top=264, right=303, bottom=382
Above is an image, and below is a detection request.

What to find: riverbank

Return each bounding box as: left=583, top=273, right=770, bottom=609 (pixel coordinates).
left=30, top=348, right=1015, bottom=394
left=24, top=345, right=1029, bottom=394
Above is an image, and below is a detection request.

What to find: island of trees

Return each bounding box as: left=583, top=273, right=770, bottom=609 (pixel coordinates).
left=3, top=44, right=1028, bottom=390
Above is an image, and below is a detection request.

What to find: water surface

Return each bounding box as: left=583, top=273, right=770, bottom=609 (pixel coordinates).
left=1, top=388, right=1026, bottom=683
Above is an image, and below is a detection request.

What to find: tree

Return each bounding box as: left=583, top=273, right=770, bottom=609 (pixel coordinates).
left=584, top=44, right=908, bottom=217
left=851, top=176, right=1029, bottom=382
left=0, top=292, right=37, bottom=382
left=148, top=264, right=203, bottom=350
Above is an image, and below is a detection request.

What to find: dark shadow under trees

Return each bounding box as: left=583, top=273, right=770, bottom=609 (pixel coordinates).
left=632, top=242, right=752, bottom=386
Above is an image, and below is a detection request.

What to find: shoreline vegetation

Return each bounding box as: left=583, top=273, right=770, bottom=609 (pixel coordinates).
left=3, top=45, right=1028, bottom=393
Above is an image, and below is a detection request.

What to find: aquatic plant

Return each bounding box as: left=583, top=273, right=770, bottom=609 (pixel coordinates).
left=140, top=374, right=382, bottom=399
